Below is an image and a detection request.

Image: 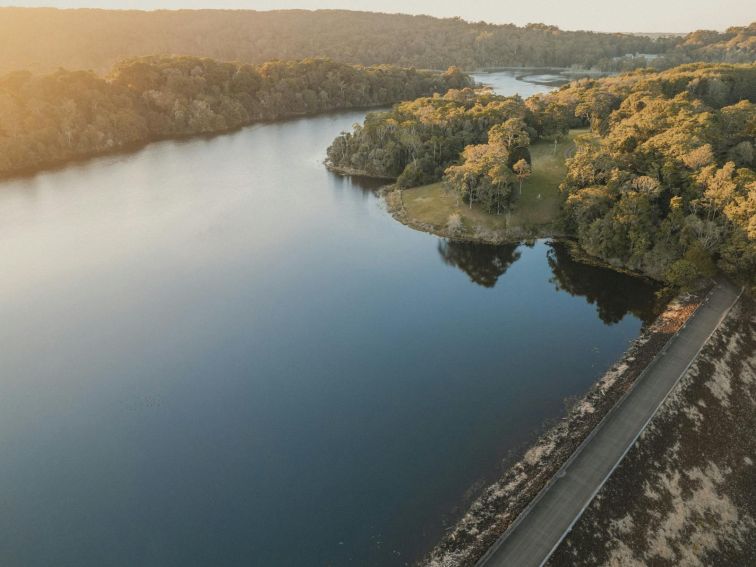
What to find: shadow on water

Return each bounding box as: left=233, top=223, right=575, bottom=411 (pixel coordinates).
left=437, top=240, right=523, bottom=288
left=547, top=242, right=663, bottom=325
left=333, top=172, right=389, bottom=194
left=438, top=239, right=662, bottom=324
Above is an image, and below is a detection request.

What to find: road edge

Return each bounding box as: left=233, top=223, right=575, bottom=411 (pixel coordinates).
left=476, top=280, right=744, bottom=567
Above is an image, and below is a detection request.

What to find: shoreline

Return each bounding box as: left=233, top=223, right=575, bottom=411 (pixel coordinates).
left=381, top=184, right=661, bottom=282
left=383, top=185, right=564, bottom=245
left=362, top=179, right=714, bottom=565
left=353, top=174, right=738, bottom=565
left=0, top=103, right=397, bottom=183
left=472, top=66, right=610, bottom=87
left=421, top=286, right=706, bottom=566
left=324, top=163, right=397, bottom=180
left=472, top=65, right=607, bottom=74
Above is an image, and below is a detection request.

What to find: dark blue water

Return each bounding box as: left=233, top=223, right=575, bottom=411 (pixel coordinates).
left=0, top=76, right=659, bottom=566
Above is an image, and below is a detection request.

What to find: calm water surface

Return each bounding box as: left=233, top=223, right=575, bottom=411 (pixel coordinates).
left=0, top=74, right=658, bottom=566
left=472, top=70, right=560, bottom=96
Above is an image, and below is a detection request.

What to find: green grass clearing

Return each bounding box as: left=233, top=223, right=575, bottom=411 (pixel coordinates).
left=399, top=129, right=590, bottom=237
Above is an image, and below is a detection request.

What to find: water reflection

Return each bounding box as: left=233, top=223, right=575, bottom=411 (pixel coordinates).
left=438, top=239, right=661, bottom=324
left=345, top=174, right=389, bottom=192
left=0, top=87, right=660, bottom=566
left=547, top=242, right=662, bottom=325
left=438, top=240, right=522, bottom=288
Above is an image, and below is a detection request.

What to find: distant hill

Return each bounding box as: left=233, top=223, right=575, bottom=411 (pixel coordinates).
left=0, top=9, right=751, bottom=76
left=0, top=8, right=673, bottom=74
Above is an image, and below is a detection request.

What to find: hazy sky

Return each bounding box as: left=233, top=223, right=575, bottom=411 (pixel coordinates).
left=2, top=0, right=753, bottom=33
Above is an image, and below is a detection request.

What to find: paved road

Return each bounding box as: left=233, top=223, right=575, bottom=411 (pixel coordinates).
left=478, top=280, right=742, bottom=567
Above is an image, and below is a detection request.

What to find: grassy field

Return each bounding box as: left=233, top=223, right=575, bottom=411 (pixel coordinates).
left=395, top=129, right=589, bottom=240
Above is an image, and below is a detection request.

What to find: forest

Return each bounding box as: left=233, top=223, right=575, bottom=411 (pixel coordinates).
left=555, top=64, right=755, bottom=287
left=326, top=89, right=530, bottom=190
left=326, top=87, right=555, bottom=213
left=329, top=63, right=756, bottom=287
left=652, top=24, right=756, bottom=70
left=0, top=8, right=752, bottom=75
left=0, top=57, right=469, bottom=177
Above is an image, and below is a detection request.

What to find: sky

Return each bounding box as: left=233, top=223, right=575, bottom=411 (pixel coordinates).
left=1, top=0, right=753, bottom=33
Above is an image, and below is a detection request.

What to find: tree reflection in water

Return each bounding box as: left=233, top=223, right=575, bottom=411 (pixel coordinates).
left=437, top=240, right=522, bottom=288
left=547, top=241, right=662, bottom=325
left=332, top=172, right=387, bottom=197
left=437, top=238, right=662, bottom=325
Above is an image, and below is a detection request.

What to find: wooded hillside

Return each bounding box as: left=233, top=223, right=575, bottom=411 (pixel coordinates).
left=0, top=8, right=679, bottom=74
left=330, top=63, right=755, bottom=286
left=554, top=64, right=755, bottom=287
left=0, top=56, right=469, bottom=177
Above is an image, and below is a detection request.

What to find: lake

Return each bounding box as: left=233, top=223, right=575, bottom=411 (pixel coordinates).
left=0, top=73, right=658, bottom=566
left=473, top=70, right=560, bottom=95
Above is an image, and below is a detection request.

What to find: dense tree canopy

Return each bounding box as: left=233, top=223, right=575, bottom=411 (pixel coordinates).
left=332, top=62, right=755, bottom=286
left=0, top=56, right=467, bottom=177
left=0, top=8, right=729, bottom=75
left=327, top=87, right=545, bottom=213
left=326, top=89, right=527, bottom=189
left=554, top=63, right=755, bottom=287
left=443, top=119, right=532, bottom=214
left=649, top=24, right=756, bottom=71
